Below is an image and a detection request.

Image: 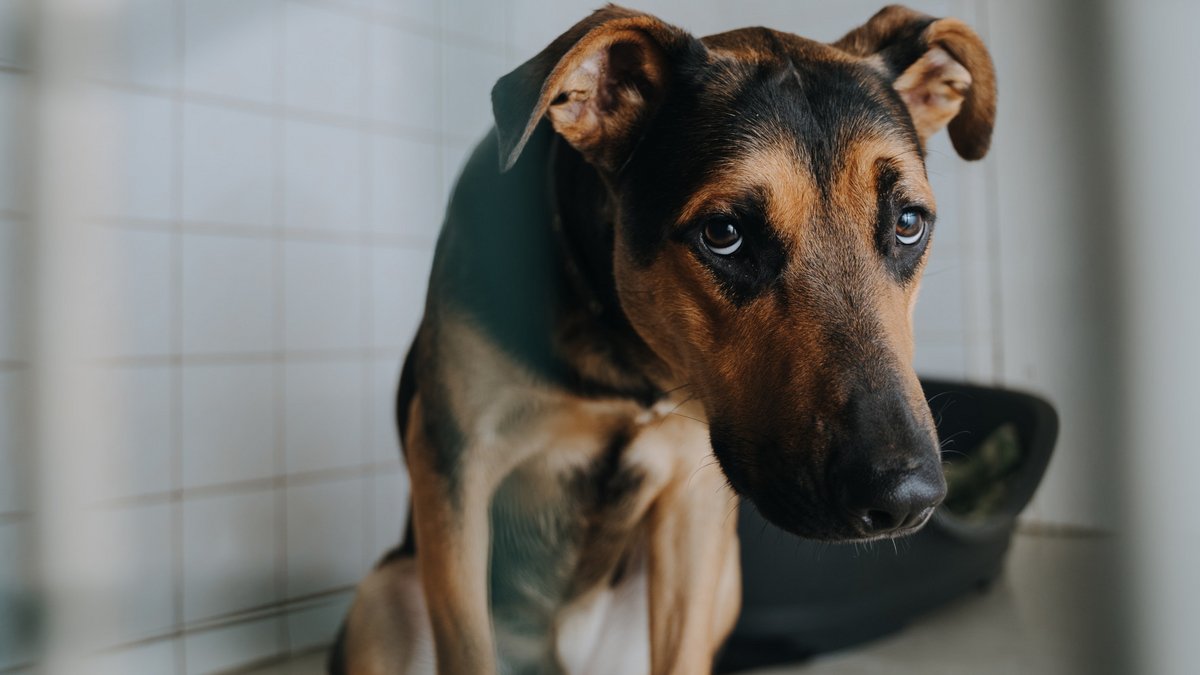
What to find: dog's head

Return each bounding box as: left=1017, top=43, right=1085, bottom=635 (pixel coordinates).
left=492, top=5, right=996, bottom=541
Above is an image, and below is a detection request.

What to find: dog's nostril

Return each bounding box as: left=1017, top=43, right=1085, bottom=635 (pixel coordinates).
left=841, top=465, right=946, bottom=536
left=864, top=509, right=897, bottom=532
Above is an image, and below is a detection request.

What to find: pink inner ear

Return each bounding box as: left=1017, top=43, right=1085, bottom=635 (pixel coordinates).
left=541, top=33, right=667, bottom=171
left=895, top=46, right=973, bottom=144
left=546, top=51, right=607, bottom=152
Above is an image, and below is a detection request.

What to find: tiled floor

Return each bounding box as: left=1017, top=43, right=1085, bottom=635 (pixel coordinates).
left=247, top=530, right=1122, bottom=675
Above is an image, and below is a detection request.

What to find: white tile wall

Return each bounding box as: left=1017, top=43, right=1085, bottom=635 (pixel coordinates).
left=284, top=240, right=363, bottom=351
left=369, top=357, right=403, bottom=464
left=283, top=2, right=364, bottom=118
left=86, top=503, right=176, bottom=646
left=0, top=220, right=28, bottom=364
left=441, top=138, right=475, bottom=206
left=442, top=41, right=508, bottom=141
left=0, top=371, right=29, bottom=515
left=92, top=638, right=179, bottom=675
left=105, top=90, right=175, bottom=221
left=0, top=0, right=33, bottom=71
left=95, top=365, right=174, bottom=501
left=181, top=102, right=275, bottom=227
left=371, top=468, right=410, bottom=558
left=282, top=120, right=364, bottom=232
left=285, top=476, right=368, bottom=598
left=0, top=1, right=1026, bottom=671
left=183, top=0, right=278, bottom=105
left=284, top=360, right=364, bottom=474
left=182, top=233, right=274, bottom=355
left=182, top=363, right=276, bottom=490
left=95, top=227, right=175, bottom=358
left=0, top=20, right=31, bottom=664
left=0, top=521, right=34, bottom=670
left=372, top=0, right=440, bottom=30
left=507, top=0, right=597, bottom=55
left=90, top=0, right=179, bottom=90
left=182, top=615, right=282, bottom=675
left=370, top=245, right=432, bottom=349
left=368, top=133, right=442, bottom=238
left=444, top=0, right=507, bottom=48
left=367, top=23, right=441, bottom=131
left=0, top=72, right=31, bottom=214
left=182, top=489, right=278, bottom=622
left=286, top=592, right=356, bottom=652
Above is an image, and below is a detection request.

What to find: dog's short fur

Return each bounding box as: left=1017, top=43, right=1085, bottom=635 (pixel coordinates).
left=331, top=5, right=996, bottom=674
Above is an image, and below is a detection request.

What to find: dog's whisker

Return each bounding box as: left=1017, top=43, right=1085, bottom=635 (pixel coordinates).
left=938, top=430, right=972, bottom=448
left=668, top=411, right=709, bottom=428
left=925, top=390, right=955, bottom=407
left=662, top=382, right=693, bottom=396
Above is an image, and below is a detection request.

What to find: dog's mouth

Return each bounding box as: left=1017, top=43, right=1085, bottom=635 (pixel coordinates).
left=710, top=430, right=946, bottom=543
left=732, top=478, right=941, bottom=543
left=840, top=503, right=937, bottom=542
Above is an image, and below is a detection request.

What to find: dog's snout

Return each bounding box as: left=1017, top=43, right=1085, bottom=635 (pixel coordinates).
left=840, top=463, right=946, bottom=536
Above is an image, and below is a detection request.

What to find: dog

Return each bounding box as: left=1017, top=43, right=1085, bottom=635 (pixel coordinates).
left=330, top=4, right=996, bottom=673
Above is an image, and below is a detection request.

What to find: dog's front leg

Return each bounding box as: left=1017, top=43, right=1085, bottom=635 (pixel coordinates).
left=406, top=397, right=497, bottom=675
left=645, top=455, right=741, bottom=675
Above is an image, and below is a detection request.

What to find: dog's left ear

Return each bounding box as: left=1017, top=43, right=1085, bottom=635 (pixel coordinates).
left=492, top=4, right=699, bottom=172
left=835, top=5, right=997, bottom=160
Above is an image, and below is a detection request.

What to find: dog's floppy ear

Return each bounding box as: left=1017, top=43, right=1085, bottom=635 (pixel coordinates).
left=492, top=4, right=698, bottom=172
left=835, top=5, right=996, bottom=160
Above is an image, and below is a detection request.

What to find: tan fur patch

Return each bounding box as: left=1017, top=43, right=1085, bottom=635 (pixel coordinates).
left=674, top=142, right=815, bottom=240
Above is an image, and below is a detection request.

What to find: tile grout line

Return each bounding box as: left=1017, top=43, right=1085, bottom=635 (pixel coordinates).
left=82, top=586, right=360, bottom=660
left=977, top=0, right=1005, bottom=386
left=87, top=346, right=410, bottom=368
left=89, top=461, right=404, bottom=512
left=83, top=72, right=476, bottom=146
left=359, top=2, right=377, bottom=586
left=960, top=0, right=988, bottom=384
left=91, top=214, right=438, bottom=250
left=172, top=0, right=187, bottom=672
left=286, top=0, right=506, bottom=53
left=272, top=0, right=292, bottom=657
left=436, top=0, right=448, bottom=234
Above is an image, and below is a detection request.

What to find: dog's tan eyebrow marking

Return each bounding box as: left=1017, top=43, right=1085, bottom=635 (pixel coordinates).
left=674, top=143, right=812, bottom=229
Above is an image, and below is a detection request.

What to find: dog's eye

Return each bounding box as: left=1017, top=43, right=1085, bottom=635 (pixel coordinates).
left=702, top=220, right=742, bottom=255
left=896, top=208, right=927, bottom=246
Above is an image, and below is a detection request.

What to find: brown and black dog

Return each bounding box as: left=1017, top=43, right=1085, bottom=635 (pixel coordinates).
left=330, top=4, right=995, bottom=674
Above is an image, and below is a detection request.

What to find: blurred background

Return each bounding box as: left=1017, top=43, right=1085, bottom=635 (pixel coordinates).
left=0, top=0, right=1194, bottom=673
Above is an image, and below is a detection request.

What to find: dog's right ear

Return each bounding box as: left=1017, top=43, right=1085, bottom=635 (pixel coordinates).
left=492, top=4, right=698, bottom=173
left=834, top=4, right=997, bottom=160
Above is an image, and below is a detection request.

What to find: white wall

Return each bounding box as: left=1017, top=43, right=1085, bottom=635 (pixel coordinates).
left=3, top=0, right=443, bottom=671
left=0, top=0, right=1110, bottom=672
left=1109, top=2, right=1200, bottom=673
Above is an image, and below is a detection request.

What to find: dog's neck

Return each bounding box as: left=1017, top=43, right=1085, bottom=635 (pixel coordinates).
left=549, top=137, right=621, bottom=328
left=430, top=125, right=666, bottom=406
left=546, top=134, right=668, bottom=405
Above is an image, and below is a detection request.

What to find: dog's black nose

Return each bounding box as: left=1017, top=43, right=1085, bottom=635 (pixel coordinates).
left=841, top=463, right=946, bottom=535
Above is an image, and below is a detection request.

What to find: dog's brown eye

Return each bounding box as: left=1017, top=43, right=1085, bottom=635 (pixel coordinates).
left=702, top=220, right=742, bottom=255
left=896, top=208, right=927, bottom=245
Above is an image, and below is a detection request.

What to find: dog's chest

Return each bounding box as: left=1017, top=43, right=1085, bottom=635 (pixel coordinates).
left=490, top=433, right=645, bottom=612
left=485, top=402, right=687, bottom=629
